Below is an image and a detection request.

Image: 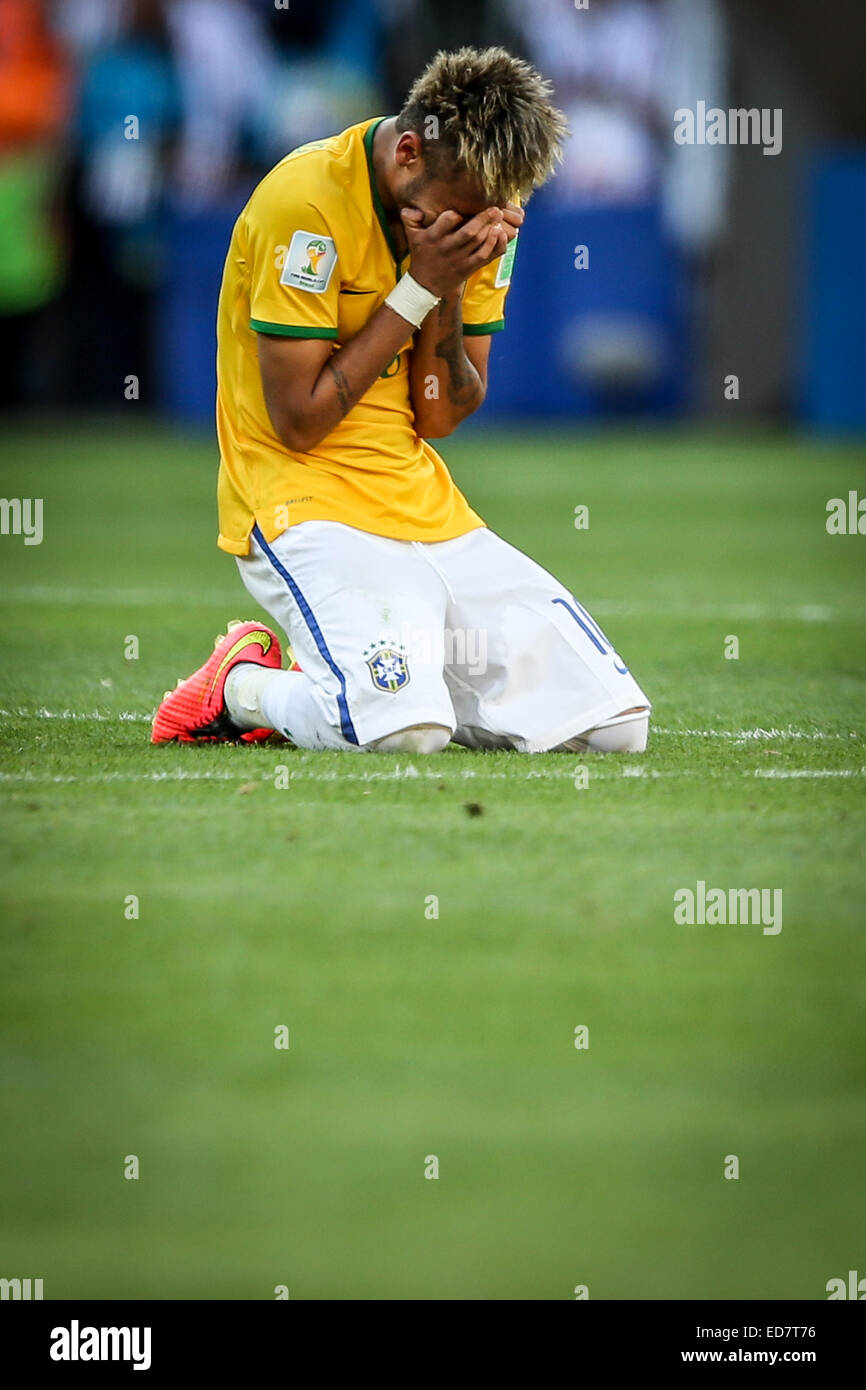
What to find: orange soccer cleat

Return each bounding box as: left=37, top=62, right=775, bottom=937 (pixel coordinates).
left=151, top=619, right=283, bottom=744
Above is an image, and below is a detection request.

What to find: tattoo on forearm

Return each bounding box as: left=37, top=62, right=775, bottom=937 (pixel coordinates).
left=328, top=361, right=353, bottom=415
left=433, top=298, right=478, bottom=406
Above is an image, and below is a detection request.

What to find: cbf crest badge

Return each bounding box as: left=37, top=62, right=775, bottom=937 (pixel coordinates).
left=364, top=641, right=410, bottom=694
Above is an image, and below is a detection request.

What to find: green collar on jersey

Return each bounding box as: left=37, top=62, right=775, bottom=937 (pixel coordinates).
left=363, top=117, right=404, bottom=278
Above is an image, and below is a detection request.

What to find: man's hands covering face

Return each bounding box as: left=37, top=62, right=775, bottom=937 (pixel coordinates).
left=402, top=202, right=524, bottom=298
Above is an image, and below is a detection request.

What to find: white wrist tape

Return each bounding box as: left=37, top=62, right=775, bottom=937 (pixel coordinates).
left=385, top=273, right=441, bottom=329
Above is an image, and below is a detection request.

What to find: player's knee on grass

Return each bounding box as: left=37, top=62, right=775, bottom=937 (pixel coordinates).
left=554, top=708, right=650, bottom=754
left=368, top=724, right=451, bottom=755
left=584, top=711, right=649, bottom=754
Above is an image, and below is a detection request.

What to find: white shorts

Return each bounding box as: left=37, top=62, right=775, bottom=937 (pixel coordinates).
left=236, top=521, right=650, bottom=753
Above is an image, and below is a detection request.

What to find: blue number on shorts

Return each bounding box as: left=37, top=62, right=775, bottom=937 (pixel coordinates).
left=552, top=597, right=630, bottom=675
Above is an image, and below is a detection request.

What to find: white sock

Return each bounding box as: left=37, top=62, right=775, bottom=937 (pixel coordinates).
left=584, top=712, right=649, bottom=753
left=261, top=667, right=359, bottom=750
left=555, top=709, right=650, bottom=754
left=224, top=662, right=280, bottom=732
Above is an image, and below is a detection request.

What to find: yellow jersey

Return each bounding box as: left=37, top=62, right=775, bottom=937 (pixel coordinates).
left=215, top=117, right=517, bottom=555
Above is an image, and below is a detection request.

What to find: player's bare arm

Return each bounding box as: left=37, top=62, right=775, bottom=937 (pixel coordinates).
left=409, top=295, right=490, bottom=439
left=260, top=204, right=516, bottom=451
left=258, top=307, right=411, bottom=454
left=408, top=202, right=524, bottom=437
left=406, top=206, right=505, bottom=439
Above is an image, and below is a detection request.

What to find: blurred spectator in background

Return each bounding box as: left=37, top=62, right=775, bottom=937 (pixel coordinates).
left=166, top=0, right=274, bottom=208
left=501, top=0, right=728, bottom=249
left=253, top=0, right=385, bottom=171
left=659, top=0, right=728, bottom=259
left=49, top=0, right=392, bottom=409
left=51, top=0, right=127, bottom=56
left=504, top=0, right=666, bottom=207
left=500, top=0, right=728, bottom=410
left=379, top=0, right=525, bottom=108
left=0, top=0, right=70, bottom=408
left=61, top=0, right=179, bottom=405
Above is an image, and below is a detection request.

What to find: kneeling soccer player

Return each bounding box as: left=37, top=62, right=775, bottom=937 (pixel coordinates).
left=152, top=47, right=650, bottom=756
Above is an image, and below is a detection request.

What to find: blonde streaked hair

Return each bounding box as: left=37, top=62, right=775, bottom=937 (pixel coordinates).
left=396, top=46, right=568, bottom=203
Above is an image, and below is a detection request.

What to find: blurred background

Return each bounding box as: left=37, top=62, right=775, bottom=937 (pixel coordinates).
left=1, top=0, right=865, bottom=432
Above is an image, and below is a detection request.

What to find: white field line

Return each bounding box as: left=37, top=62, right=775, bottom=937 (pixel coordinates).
left=750, top=768, right=865, bottom=779
left=0, top=766, right=863, bottom=788
left=651, top=726, right=860, bottom=741
left=0, top=707, right=151, bottom=722
left=0, top=709, right=861, bottom=744
left=0, top=707, right=152, bottom=723
left=0, top=587, right=858, bottom=625
left=592, top=601, right=841, bottom=624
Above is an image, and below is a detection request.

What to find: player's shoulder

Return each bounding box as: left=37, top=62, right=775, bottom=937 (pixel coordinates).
left=242, top=119, right=377, bottom=230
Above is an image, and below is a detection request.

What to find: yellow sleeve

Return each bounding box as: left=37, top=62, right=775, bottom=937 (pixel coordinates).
left=245, top=175, right=341, bottom=340
left=461, top=232, right=519, bottom=336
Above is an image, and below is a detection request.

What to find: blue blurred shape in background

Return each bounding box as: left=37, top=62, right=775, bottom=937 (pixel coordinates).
left=157, top=199, right=236, bottom=424
left=482, top=200, right=684, bottom=421
left=803, top=149, right=866, bottom=433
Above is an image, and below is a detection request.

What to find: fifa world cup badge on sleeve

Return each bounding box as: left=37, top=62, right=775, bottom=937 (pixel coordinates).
left=280, top=231, right=338, bottom=294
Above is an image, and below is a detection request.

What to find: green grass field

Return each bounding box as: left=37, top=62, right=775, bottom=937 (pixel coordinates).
left=1, top=417, right=864, bottom=1300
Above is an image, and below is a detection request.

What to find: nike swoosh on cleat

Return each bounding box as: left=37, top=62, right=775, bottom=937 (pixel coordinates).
left=205, top=630, right=272, bottom=700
